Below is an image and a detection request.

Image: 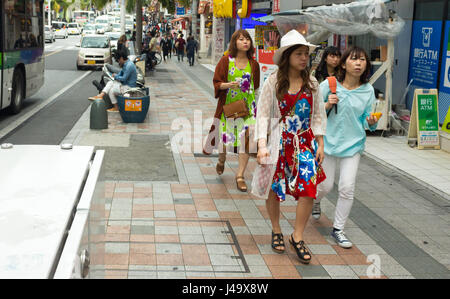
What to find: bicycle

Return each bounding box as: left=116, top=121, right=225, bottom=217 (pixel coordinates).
left=154, top=52, right=162, bottom=65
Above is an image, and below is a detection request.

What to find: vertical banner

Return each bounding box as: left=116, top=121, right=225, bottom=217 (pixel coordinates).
left=255, top=26, right=280, bottom=82
left=272, top=0, right=280, bottom=14
left=407, top=21, right=442, bottom=110
left=213, top=17, right=226, bottom=64
left=438, top=21, right=450, bottom=124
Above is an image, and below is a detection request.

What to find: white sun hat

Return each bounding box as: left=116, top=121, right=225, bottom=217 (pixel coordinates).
left=273, top=29, right=318, bottom=65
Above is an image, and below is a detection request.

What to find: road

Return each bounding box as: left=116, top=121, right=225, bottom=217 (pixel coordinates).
left=0, top=35, right=99, bottom=145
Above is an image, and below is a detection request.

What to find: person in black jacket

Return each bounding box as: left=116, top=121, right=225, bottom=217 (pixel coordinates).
left=186, top=35, right=198, bottom=66
left=115, top=34, right=129, bottom=62
left=160, top=34, right=171, bottom=62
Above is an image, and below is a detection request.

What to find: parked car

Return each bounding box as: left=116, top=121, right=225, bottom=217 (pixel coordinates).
left=82, top=23, right=96, bottom=36
left=44, top=25, right=56, bottom=43
left=52, top=21, right=68, bottom=39
left=67, top=23, right=81, bottom=35
left=76, top=34, right=112, bottom=70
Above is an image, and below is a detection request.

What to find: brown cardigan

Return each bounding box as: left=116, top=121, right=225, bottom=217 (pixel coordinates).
left=203, top=55, right=260, bottom=154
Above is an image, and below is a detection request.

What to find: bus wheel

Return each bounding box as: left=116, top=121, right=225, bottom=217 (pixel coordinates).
left=9, top=69, right=25, bottom=114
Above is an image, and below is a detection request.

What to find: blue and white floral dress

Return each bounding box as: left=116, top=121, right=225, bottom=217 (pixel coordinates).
left=271, top=88, right=326, bottom=201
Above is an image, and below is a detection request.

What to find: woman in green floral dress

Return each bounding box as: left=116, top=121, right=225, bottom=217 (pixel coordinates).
left=208, top=29, right=260, bottom=192
left=220, top=57, right=257, bottom=151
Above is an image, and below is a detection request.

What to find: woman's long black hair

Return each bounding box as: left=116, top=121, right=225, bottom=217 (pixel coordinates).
left=314, top=46, right=341, bottom=82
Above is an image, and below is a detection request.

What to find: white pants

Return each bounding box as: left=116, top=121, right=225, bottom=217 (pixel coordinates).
left=102, top=80, right=129, bottom=104
left=316, top=153, right=361, bottom=230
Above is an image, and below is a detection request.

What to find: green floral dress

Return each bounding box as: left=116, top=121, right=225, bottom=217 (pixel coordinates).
left=220, top=56, right=257, bottom=149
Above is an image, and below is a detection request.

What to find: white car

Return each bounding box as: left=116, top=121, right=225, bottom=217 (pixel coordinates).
left=125, top=19, right=134, bottom=33
left=95, top=24, right=108, bottom=34
left=105, top=32, right=121, bottom=49
left=67, top=23, right=81, bottom=35
left=52, top=21, right=68, bottom=39
left=76, top=34, right=112, bottom=70
left=44, top=25, right=56, bottom=43
left=112, top=23, right=121, bottom=33
left=82, top=24, right=96, bottom=36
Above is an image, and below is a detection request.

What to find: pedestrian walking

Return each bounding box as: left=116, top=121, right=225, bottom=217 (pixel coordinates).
left=176, top=34, right=186, bottom=62
left=312, top=46, right=341, bottom=83
left=167, top=35, right=173, bottom=58
left=186, top=35, right=198, bottom=66
left=313, top=46, right=379, bottom=249
left=203, top=29, right=260, bottom=192
left=251, top=30, right=327, bottom=264
left=116, top=34, right=129, bottom=60
left=161, top=34, right=171, bottom=62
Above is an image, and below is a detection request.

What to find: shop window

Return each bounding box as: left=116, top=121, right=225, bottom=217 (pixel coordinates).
left=414, top=0, right=446, bottom=20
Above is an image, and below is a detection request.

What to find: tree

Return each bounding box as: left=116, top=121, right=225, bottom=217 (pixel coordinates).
left=91, top=0, right=150, bottom=54
left=52, top=0, right=76, bottom=21
left=79, top=0, right=91, bottom=10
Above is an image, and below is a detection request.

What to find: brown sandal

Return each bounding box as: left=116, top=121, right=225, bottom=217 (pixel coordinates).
left=236, top=176, right=247, bottom=192
left=216, top=161, right=225, bottom=175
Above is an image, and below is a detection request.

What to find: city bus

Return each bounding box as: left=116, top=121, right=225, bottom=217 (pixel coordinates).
left=73, top=10, right=95, bottom=27
left=1, top=0, right=45, bottom=114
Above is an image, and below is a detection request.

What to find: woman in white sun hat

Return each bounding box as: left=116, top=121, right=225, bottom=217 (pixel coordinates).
left=251, top=29, right=327, bottom=264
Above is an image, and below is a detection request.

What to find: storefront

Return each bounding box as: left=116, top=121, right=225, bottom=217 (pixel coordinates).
left=408, top=0, right=450, bottom=124
left=198, top=0, right=213, bottom=55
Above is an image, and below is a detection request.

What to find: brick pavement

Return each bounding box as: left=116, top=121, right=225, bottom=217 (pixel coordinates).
left=70, top=59, right=449, bottom=279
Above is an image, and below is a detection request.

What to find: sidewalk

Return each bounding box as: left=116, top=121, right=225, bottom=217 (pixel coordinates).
left=62, top=58, right=449, bottom=279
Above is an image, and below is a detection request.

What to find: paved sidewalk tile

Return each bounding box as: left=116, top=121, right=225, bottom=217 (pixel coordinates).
left=76, top=60, right=449, bottom=279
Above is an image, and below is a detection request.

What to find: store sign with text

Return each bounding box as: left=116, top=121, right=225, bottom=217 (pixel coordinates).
left=438, top=21, right=450, bottom=124
left=408, top=21, right=442, bottom=89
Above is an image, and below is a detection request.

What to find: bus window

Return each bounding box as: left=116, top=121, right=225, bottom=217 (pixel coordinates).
left=4, top=2, right=44, bottom=50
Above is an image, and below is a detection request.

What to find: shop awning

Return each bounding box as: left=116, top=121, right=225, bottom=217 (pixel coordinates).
left=272, top=0, right=403, bottom=39
left=171, top=17, right=190, bottom=23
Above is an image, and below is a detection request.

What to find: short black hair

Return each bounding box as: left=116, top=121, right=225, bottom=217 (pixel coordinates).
left=116, top=49, right=128, bottom=60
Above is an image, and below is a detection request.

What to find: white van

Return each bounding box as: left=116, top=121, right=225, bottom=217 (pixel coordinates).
left=95, top=16, right=112, bottom=32
left=67, top=22, right=81, bottom=35
left=52, top=21, right=68, bottom=39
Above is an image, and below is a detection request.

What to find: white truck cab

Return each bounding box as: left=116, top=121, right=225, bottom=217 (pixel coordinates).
left=0, top=144, right=106, bottom=278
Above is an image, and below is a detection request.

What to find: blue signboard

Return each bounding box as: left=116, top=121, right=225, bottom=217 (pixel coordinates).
left=237, top=13, right=268, bottom=30
left=176, top=7, right=186, bottom=16
left=407, top=21, right=442, bottom=110
left=438, top=21, right=450, bottom=124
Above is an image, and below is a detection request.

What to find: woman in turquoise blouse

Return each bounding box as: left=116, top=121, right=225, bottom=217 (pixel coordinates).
left=313, top=46, right=379, bottom=249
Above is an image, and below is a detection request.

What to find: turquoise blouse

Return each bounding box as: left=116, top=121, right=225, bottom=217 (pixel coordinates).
left=320, top=79, right=378, bottom=158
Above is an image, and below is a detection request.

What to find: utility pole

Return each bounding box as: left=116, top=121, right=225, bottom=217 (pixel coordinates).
left=48, top=0, right=51, bottom=27
left=121, top=0, right=126, bottom=35
left=136, top=0, right=143, bottom=54
left=191, top=0, right=198, bottom=40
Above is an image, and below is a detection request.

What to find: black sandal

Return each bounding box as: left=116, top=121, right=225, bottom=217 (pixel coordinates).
left=271, top=231, right=285, bottom=254
left=289, top=234, right=311, bottom=264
